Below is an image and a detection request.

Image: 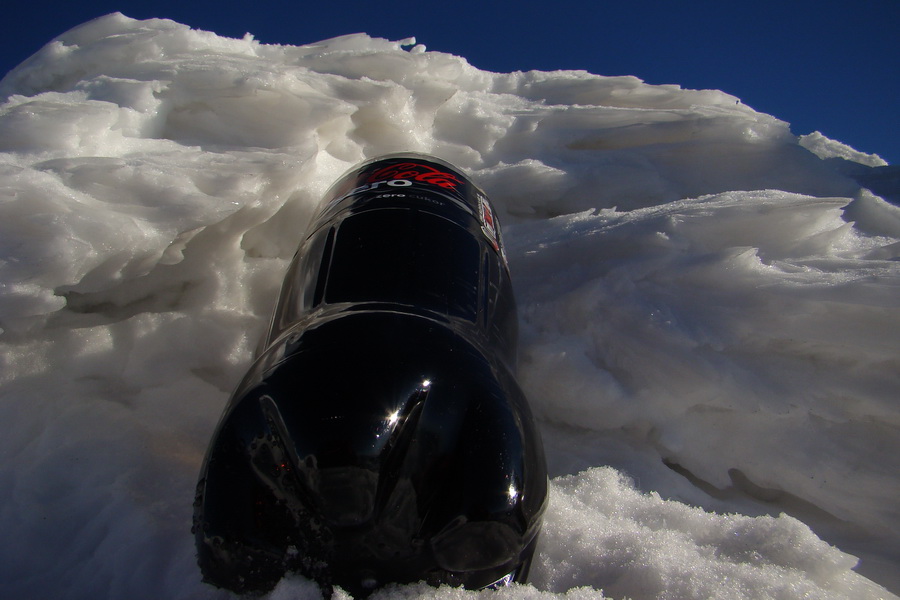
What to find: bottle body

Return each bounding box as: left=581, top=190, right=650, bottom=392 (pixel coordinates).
left=267, top=153, right=518, bottom=365
left=193, top=154, right=548, bottom=595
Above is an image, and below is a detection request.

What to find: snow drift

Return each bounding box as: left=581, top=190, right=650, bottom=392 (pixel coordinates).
left=0, top=13, right=898, bottom=600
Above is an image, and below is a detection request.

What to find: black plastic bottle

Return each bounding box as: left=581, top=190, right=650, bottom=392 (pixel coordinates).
left=193, top=154, right=548, bottom=596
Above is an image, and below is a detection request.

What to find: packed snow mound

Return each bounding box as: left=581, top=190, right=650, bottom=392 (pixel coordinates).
left=1, top=13, right=898, bottom=600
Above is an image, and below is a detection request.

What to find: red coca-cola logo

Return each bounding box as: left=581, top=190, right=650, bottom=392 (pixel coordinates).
left=366, top=162, right=461, bottom=189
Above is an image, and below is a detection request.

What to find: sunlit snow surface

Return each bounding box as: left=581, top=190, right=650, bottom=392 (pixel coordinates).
left=1, top=13, right=898, bottom=600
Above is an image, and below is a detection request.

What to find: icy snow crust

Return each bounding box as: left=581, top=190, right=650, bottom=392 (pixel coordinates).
left=1, top=13, right=898, bottom=600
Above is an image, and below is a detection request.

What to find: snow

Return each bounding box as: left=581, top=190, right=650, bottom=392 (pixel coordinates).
left=799, top=132, right=889, bottom=168
left=1, top=12, right=898, bottom=600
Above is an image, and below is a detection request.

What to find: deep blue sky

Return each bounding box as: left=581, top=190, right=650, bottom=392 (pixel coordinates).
left=3, top=0, right=897, bottom=164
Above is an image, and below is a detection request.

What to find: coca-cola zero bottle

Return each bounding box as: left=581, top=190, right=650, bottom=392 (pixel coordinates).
left=193, top=154, right=548, bottom=595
